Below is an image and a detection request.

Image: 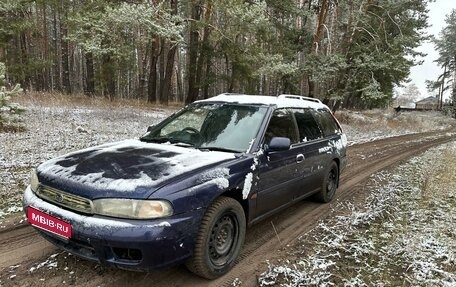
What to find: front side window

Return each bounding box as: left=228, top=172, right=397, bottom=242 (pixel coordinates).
left=142, top=103, right=268, bottom=152
left=264, top=109, right=299, bottom=144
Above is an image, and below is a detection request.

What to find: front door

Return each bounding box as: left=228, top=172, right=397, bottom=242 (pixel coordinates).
left=255, top=109, right=301, bottom=218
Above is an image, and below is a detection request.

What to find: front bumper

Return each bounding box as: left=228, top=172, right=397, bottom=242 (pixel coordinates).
left=23, top=186, right=202, bottom=271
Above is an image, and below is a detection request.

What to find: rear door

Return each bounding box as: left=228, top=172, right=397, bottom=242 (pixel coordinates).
left=290, top=108, right=326, bottom=197
left=308, top=108, right=345, bottom=185
left=312, top=108, right=344, bottom=159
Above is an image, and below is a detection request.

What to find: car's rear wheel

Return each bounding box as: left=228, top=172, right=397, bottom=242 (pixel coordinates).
left=186, top=196, right=246, bottom=279
left=314, top=161, right=339, bottom=203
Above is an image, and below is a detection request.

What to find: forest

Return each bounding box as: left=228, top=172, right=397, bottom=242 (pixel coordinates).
left=0, top=0, right=442, bottom=109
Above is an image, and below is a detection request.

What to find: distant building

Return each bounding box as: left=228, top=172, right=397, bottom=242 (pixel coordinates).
left=394, top=102, right=415, bottom=112
left=415, top=96, right=439, bottom=110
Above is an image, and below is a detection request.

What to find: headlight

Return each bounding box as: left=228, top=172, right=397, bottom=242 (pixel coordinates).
left=92, top=198, right=173, bottom=219
left=30, top=169, right=40, bottom=192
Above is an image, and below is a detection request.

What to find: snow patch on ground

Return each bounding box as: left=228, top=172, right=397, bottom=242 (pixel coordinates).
left=0, top=206, right=22, bottom=218
left=29, top=253, right=61, bottom=273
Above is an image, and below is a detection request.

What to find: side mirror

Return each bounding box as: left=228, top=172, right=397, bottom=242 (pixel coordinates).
left=147, top=125, right=156, bottom=132
left=267, top=137, right=291, bottom=152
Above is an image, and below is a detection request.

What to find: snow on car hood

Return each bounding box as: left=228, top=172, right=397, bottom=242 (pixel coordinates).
left=36, top=139, right=236, bottom=199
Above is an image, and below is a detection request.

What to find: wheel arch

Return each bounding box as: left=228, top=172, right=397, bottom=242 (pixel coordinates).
left=220, top=188, right=249, bottom=224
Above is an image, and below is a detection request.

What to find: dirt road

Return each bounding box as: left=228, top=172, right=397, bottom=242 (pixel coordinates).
left=1, top=130, right=455, bottom=287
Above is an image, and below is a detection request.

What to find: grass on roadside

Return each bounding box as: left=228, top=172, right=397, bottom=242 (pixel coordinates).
left=336, top=109, right=456, bottom=143
left=15, top=92, right=183, bottom=111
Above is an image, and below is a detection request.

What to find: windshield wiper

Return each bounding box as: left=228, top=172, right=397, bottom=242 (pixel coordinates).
left=198, top=146, right=239, bottom=153
left=140, top=137, right=195, bottom=147
left=140, top=136, right=172, bottom=143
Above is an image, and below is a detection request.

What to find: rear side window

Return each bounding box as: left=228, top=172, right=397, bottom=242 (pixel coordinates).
left=291, top=108, right=323, bottom=142
left=313, top=109, right=341, bottom=137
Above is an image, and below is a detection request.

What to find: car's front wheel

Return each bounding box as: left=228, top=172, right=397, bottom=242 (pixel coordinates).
left=186, top=196, right=246, bottom=279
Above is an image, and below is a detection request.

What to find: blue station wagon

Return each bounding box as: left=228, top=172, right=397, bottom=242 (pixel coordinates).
left=23, top=94, right=347, bottom=279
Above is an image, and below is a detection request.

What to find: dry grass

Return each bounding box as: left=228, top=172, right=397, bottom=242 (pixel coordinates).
left=336, top=108, right=455, bottom=131
left=0, top=123, right=26, bottom=133
left=336, top=109, right=456, bottom=145
left=15, top=91, right=183, bottom=111
left=3, top=92, right=182, bottom=134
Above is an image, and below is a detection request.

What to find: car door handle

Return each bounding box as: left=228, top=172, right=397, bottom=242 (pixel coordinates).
left=296, top=154, right=305, bottom=163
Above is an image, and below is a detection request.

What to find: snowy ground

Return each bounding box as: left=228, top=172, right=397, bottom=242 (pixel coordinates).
left=258, top=142, right=456, bottom=286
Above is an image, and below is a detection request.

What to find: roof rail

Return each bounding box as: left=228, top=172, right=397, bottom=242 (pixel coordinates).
left=278, top=94, right=322, bottom=104
left=217, top=93, right=244, bottom=96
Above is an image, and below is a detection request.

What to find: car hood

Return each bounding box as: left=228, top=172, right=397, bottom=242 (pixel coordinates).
left=36, top=139, right=236, bottom=200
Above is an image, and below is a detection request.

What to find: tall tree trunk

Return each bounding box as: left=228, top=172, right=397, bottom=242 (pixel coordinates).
left=147, top=37, right=159, bottom=103
left=160, top=42, right=177, bottom=105
left=60, top=15, right=71, bottom=94
left=175, top=50, right=184, bottom=102
left=186, top=0, right=203, bottom=103
left=158, top=0, right=178, bottom=105
left=312, top=0, right=329, bottom=54
left=439, top=63, right=447, bottom=110
left=195, top=0, right=212, bottom=100
left=52, top=9, right=61, bottom=91
left=41, top=3, right=49, bottom=91
left=159, top=38, right=166, bottom=102
left=85, top=52, right=95, bottom=95
left=203, top=56, right=211, bottom=99
left=307, top=0, right=331, bottom=98
left=138, top=47, right=148, bottom=100
left=17, top=17, right=31, bottom=90
left=101, top=53, right=116, bottom=99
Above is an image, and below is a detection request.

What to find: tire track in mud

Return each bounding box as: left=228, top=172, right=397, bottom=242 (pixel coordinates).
left=1, top=130, right=455, bottom=287
left=0, top=222, right=54, bottom=269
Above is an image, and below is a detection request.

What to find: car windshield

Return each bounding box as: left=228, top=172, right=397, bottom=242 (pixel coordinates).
left=141, top=103, right=268, bottom=152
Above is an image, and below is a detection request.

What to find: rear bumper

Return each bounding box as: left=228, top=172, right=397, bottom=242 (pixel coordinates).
left=23, top=186, right=202, bottom=271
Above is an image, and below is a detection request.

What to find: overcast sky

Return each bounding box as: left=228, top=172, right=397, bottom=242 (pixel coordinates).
left=407, top=0, right=456, bottom=100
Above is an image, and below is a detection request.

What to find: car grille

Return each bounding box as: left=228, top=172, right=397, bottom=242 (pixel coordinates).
left=36, top=185, right=93, bottom=214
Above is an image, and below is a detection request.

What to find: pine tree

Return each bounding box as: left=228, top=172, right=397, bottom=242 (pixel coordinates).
left=0, top=62, right=23, bottom=129
left=433, top=9, right=456, bottom=117
left=0, top=0, right=432, bottom=109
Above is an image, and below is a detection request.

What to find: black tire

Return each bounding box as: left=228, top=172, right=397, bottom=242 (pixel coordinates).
left=186, top=196, right=246, bottom=279
left=314, top=161, right=339, bottom=203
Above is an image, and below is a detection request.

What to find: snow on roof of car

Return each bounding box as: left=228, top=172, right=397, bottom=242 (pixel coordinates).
left=197, top=93, right=329, bottom=110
